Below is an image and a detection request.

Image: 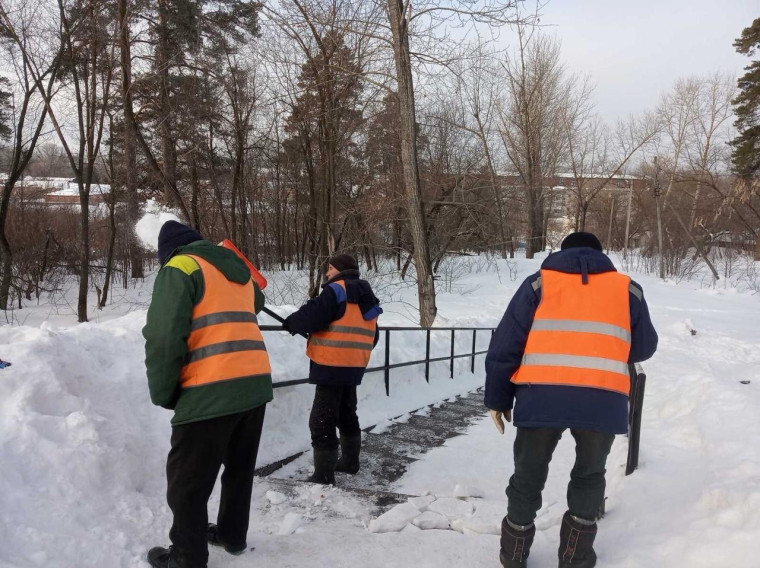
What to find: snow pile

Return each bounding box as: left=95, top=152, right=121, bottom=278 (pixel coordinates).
left=368, top=492, right=500, bottom=535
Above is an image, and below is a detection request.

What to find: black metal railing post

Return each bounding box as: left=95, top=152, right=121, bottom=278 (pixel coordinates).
left=471, top=329, right=477, bottom=373
left=424, top=329, right=431, bottom=383
left=450, top=329, right=455, bottom=378
left=384, top=329, right=391, bottom=396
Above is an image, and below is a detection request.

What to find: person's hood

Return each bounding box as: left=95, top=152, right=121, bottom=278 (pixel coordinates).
left=324, top=271, right=382, bottom=319
left=541, top=247, right=616, bottom=284
left=173, top=241, right=251, bottom=284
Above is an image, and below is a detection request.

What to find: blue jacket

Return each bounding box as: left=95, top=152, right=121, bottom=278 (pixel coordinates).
left=285, top=271, right=382, bottom=386
left=484, top=248, right=658, bottom=434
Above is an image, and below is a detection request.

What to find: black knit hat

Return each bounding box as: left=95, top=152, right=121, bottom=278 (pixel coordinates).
left=157, top=220, right=203, bottom=265
left=328, top=253, right=359, bottom=273
left=560, top=231, right=603, bottom=252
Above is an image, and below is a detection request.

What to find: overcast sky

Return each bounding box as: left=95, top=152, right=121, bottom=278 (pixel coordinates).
left=533, top=0, right=758, bottom=123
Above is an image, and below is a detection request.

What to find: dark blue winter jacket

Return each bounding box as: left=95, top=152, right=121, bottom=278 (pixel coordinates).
left=285, top=270, right=382, bottom=386
left=484, top=247, right=658, bottom=434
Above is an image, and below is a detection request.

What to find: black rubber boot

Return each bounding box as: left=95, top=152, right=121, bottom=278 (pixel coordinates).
left=307, top=448, right=338, bottom=485
left=558, top=511, right=598, bottom=568
left=147, top=547, right=172, bottom=568
left=335, top=434, right=361, bottom=474
left=207, top=524, right=246, bottom=556
left=499, top=517, right=535, bottom=568
left=147, top=546, right=197, bottom=568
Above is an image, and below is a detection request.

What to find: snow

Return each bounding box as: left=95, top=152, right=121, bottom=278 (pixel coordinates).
left=2, top=213, right=760, bottom=565
left=265, top=491, right=289, bottom=506
left=135, top=199, right=180, bottom=252
left=368, top=503, right=421, bottom=533
left=411, top=511, right=451, bottom=530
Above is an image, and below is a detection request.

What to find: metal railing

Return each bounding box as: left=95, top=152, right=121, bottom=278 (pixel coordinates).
left=259, top=325, right=495, bottom=395
left=261, top=324, right=646, bottom=476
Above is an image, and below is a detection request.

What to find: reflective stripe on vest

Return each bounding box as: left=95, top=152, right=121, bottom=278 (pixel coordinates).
left=180, top=255, right=271, bottom=388
left=511, top=269, right=632, bottom=395
left=306, top=280, right=378, bottom=368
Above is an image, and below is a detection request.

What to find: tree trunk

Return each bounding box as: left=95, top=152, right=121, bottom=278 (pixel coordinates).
left=100, top=191, right=117, bottom=309
left=525, top=185, right=538, bottom=258
left=157, top=0, right=178, bottom=207
left=0, top=179, right=14, bottom=310
left=77, top=181, right=90, bottom=322
left=474, top=113, right=508, bottom=258
left=119, top=0, right=143, bottom=278
left=387, top=0, right=437, bottom=327
left=100, top=121, right=118, bottom=309
left=190, top=154, right=201, bottom=229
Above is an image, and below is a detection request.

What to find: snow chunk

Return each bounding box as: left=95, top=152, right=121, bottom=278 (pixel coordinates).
left=412, top=511, right=451, bottom=530
left=408, top=495, right=436, bottom=511
left=278, top=513, right=304, bottom=535
left=368, top=503, right=420, bottom=533
left=370, top=419, right=393, bottom=435
left=451, top=517, right=500, bottom=535
left=135, top=199, right=180, bottom=251
left=427, top=498, right=474, bottom=520
left=453, top=484, right=484, bottom=499
left=266, top=491, right=288, bottom=505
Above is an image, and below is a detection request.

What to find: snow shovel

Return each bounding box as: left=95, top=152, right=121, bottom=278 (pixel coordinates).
left=219, top=239, right=304, bottom=336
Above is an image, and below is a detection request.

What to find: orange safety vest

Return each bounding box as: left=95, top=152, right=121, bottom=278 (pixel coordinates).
left=511, top=269, right=632, bottom=395
left=180, top=255, right=271, bottom=388
left=306, top=280, right=378, bottom=368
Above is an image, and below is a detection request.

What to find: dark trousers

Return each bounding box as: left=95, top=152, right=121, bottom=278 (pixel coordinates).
left=309, top=384, right=360, bottom=450
left=506, top=427, right=615, bottom=526
left=166, top=405, right=266, bottom=567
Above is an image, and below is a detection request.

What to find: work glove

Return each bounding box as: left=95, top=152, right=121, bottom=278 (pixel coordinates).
left=281, top=318, right=296, bottom=336
left=489, top=409, right=511, bottom=435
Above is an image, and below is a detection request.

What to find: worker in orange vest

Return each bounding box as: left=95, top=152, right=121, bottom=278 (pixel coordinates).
left=484, top=232, right=658, bottom=568
left=284, top=254, right=382, bottom=485
left=143, top=221, right=273, bottom=568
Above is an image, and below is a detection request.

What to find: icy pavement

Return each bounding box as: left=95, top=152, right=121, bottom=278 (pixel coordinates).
left=260, top=389, right=487, bottom=511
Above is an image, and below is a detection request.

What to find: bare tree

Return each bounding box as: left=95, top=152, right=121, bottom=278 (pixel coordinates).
left=0, top=0, right=61, bottom=310
left=264, top=0, right=381, bottom=294
left=384, top=0, right=521, bottom=324
left=681, top=73, right=735, bottom=228
left=498, top=28, right=570, bottom=258
left=57, top=0, right=117, bottom=321
left=447, top=42, right=514, bottom=257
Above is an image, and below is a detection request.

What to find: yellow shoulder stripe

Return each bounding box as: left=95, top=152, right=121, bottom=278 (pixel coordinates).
left=165, top=255, right=200, bottom=275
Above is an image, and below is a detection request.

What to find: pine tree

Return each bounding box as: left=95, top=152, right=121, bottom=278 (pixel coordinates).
left=730, top=18, right=760, bottom=179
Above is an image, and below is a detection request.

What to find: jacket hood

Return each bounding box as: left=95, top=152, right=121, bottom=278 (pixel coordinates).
left=324, top=271, right=382, bottom=319
left=174, top=240, right=251, bottom=284
left=541, top=247, right=616, bottom=284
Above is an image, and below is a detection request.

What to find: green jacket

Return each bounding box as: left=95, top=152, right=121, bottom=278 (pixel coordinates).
left=143, top=240, right=273, bottom=425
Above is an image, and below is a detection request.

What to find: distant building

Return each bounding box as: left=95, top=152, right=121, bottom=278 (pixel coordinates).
left=0, top=177, right=111, bottom=207
left=43, top=180, right=110, bottom=205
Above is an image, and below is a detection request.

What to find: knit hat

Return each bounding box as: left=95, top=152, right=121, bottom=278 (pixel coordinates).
left=328, top=253, right=359, bottom=273
left=157, top=220, right=203, bottom=265
left=560, top=231, right=603, bottom=252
